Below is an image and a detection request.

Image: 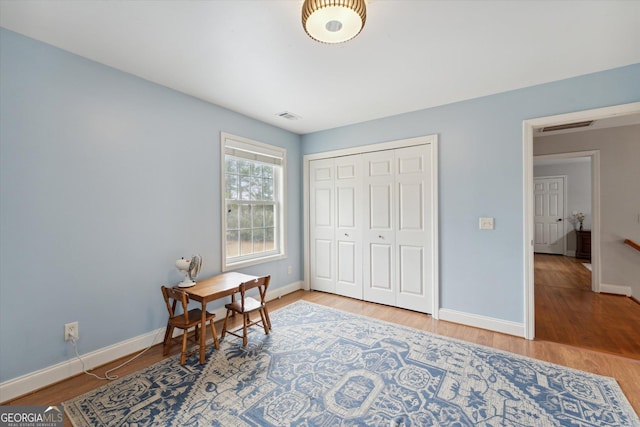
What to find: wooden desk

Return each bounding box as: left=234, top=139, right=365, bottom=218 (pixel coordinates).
left=178, top=271, right=259, bottom=364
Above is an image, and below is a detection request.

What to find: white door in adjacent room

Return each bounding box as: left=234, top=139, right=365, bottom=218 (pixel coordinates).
left=534, top=176, right=565, bottom=255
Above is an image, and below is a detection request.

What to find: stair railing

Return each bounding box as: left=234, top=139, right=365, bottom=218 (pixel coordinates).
left=623, top=238, right=640, bottom=253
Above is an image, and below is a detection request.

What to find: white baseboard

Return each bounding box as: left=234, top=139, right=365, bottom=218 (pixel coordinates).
left=267, top=280, right=304, bottom=302
left=0, top=327, right=166, bottom=404
left=438, top=308, right=525, bottom=338
left=566, top=250, right=576, bottom=257
left=0, top=280, right=304, bottom=404
left=599, top=283, right=632, bottom=296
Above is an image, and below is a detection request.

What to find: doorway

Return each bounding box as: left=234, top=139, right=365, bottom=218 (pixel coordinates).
left=533, top=153, right=598, bottom=287
left=523, top=101, right=640, bottom=340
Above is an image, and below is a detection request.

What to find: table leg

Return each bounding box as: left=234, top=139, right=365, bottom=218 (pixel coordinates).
left=199, top=303, right=207, bottom=364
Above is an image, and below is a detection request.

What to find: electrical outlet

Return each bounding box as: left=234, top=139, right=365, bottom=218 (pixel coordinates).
left=64, top=322, right=79, bottom=341
left=479, top=217, right=495, bottom=230
left=288, top=265, right=292, bottom=275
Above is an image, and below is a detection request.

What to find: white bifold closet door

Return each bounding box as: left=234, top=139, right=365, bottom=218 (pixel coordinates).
left=363, top=145, right=433, bottom=313
left=310, top=144, right=433, bottom=314
left=309, top=158, right=336, bottom=294
left=334, top=155, right=363, bottom=299
left=309, top=155, right=363, bottom=299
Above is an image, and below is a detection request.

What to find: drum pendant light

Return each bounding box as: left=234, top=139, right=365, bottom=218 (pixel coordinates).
left=302, top=0, right=367, bottom=44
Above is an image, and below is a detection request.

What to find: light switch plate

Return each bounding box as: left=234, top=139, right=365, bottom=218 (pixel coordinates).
left=479, top=217, right=494, bottom=230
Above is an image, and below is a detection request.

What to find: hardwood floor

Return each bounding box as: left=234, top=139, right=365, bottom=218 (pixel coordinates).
left=4, top=288, right=640, bottom=423
left=535, top=253, right=640, bottom=359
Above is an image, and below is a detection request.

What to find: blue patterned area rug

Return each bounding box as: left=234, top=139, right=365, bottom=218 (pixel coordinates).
left=64, top=301, right=639, bottom=426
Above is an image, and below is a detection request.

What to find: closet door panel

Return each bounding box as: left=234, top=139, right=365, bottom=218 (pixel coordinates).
left=337, top=187, right=356, bottom=227
left=314, top=188, right=332, bottom=226
left=398, top=245, right=424, bottom=295
left=337, top=241, right=356, bottom=283
left=310, top=158, right=335, bottom=293
left=395, top=145, right=433, bottom=313
left=314, top=240, right=333, bottom=280
left=369, top=184, right=392, bottom=229
left=399, top=182, right=423, bottom=230
left=335, top=155, right=363, bottom=299
left=370, top=243, right=393, bottom=290
left=363, top=151, right=396, bottom=306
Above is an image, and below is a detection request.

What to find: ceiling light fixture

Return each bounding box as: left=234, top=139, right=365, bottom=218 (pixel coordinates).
left=302, top=0, right=367, bottom=44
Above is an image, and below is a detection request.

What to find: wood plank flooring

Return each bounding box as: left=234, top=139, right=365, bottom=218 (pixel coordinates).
left=535, top=253, right=640, bottom=359
left=4, top=286, right=640, bottom=423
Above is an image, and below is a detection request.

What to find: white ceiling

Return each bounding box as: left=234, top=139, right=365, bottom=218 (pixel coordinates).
left=1, top=0, right=639, bottom=135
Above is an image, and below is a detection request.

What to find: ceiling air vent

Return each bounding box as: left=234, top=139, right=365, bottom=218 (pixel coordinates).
left=542, top=120, right=594, bottom=132
left=276, top=111, right=301, bottom=121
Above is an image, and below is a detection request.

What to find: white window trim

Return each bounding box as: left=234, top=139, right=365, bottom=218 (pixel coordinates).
left=221, top=132, right=287, bottom=271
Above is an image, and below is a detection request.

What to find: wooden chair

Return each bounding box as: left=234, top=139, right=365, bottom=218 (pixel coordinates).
left=161, top=286, right=218, bottom=364
left=221, top=275, right=271, bottom=346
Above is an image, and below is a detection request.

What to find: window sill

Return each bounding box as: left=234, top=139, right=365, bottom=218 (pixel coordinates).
left=222, top=253, right=287, bottom=272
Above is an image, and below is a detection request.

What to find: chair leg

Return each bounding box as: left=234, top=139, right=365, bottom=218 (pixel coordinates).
left=242, top=313, right=249, bottom=346
left=180, top=329, right=188, bottom=365
left=263, top=305, right=272, bottom=330
left=209, top=318, right=219, bottom=349
left=259, top=309, right=269, bottom=335
left=221, top=310, right=231, bottom=339
left=163, top=325, right=174, bottom=356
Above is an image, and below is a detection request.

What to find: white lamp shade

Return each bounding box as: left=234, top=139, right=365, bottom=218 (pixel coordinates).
left=302, top=0, right=366, bottom=44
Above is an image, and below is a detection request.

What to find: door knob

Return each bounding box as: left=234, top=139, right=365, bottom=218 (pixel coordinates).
left=557, top=218, right=563, bottom=222
left=344, top=233, right=349, bottom=237
left=378, top=235, right=384, bottom=239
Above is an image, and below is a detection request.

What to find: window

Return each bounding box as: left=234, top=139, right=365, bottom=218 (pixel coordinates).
left=221, top=133, right=286, bottom=270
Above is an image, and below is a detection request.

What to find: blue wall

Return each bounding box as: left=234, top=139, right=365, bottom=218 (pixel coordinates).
left=302, top=63, right=640, bottom=323
left=0, top=28, right=302, bottom=382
